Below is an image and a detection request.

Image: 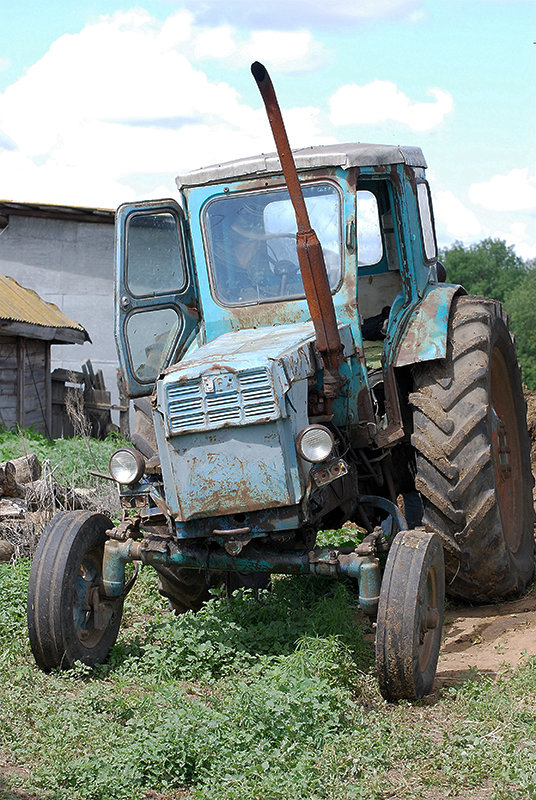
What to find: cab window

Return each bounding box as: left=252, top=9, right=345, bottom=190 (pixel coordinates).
left=203, top=183, right=342, bottom=306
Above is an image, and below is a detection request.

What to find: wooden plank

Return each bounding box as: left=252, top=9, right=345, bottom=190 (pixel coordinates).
left=24, top=407, right=47, bottom=428
left=45, top=344, right=52, bottom=436
left=0, top=409, right=17, bottom=428
left=24, top=370, right=46, bottom=386
left=17, top=337, right=24, bottom=428
left=51, top=368, right=84, bottom=383
left=0, top=321, right=87, bottom=344
left=0, top=370, right=18, bottom=384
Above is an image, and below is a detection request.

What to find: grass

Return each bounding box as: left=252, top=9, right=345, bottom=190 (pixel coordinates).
left=2, top=562, right=536, bottom=800
left=1, top=430, right=536, bottom=799
left=0, top=425, right=127, bottom=490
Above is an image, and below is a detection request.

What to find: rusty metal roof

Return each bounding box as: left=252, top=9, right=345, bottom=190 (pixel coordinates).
left=0, top=275, right=89, bottom=343
left=176, top=143, right=427, bottom=188
left=0, top=200, right=114, bottom=225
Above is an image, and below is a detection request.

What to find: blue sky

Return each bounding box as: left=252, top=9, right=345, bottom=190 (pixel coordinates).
left=0, top=0, right=534, bottom=258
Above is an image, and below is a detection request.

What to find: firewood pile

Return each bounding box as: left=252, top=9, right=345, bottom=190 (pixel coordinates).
left=0, top=453, right=105, bottom=562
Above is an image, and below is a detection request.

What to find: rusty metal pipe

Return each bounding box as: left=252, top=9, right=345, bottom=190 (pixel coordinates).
left=251, top=61, right=343, bottom=402
left=102, top=536, right=380, bottom=615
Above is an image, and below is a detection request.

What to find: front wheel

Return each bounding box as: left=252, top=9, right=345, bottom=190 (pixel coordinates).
left=27, top=511, right=123, bottom=671
left=376, top=529, right=445, bottom=701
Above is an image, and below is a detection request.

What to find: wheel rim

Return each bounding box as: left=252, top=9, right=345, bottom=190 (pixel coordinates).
left=490, top=346, right=523, bottom=551
left=418, top=566, right=440, bottom=673
left=73, top=546, right=112, bottom=649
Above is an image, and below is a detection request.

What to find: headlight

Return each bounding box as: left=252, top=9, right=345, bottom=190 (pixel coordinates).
left=109, top=448, right=145, bottom=484
left=296, top=425, right=335, bottom=463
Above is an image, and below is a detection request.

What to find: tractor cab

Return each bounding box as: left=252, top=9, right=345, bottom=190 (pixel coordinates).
left=115, top=143, right=443, bottom=402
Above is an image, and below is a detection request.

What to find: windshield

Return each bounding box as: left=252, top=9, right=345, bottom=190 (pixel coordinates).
left=203, top=182, right=342, bottom=306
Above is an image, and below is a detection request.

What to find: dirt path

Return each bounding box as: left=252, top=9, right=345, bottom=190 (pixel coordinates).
left=436, top=392, right=536, bottom=686
left=437, top=584, right=536, bottom=686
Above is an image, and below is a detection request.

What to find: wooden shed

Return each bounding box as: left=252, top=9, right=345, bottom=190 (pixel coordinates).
left=0, top=275, right=89, bottom=436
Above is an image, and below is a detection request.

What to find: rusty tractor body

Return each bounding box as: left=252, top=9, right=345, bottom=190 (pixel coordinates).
left=27, top=64, right=534, bottom=700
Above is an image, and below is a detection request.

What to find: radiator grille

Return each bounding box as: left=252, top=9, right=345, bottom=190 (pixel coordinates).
left=166, top=368, right=278, bottom=435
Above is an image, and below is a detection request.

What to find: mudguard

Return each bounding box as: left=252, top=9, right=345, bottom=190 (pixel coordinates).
left=392, top=283, right=463, bottom=368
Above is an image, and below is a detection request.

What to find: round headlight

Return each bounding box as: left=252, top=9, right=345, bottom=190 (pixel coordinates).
left=109, top=448, right=145, bottom=484
left=296, top=425, right=335, bottom=463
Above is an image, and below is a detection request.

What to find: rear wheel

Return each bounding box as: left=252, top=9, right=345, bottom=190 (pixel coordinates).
left=376, top=529, right=444, bottom=701
left=155, top=564, right=220, bottom=613
left=27, top=511, right=123, bottom=671
left=131, top=397, right=158, bottom=458
left=410, top=296, right=535, bottom=601
left=155, top=565, right=271, bottom=613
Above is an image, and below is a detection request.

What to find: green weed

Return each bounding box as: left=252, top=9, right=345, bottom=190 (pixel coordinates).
left=0, top=426, right=127, bottom=490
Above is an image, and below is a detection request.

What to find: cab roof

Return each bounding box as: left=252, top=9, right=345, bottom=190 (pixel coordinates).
left=176, top=142, right=427, bottom=189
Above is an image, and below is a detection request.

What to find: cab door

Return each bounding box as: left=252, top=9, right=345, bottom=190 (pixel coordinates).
left=115, top=199, right=201, bottom=398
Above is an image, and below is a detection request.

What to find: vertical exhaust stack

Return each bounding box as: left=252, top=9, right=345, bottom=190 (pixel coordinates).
left=251, top=61, right=344, bottom=408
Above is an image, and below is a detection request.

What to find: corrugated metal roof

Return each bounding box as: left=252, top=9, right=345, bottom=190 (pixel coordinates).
left=0, top=275, right=88, bottom=338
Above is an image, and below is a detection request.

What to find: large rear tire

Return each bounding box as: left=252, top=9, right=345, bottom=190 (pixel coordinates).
left=155, top=565, right=271, bottom=614
left=131, top=397, right=158, bottom=458
left=410, top=296, right=535, bottom=601
left=154, top=564, right=220, bottom=614
left=27, top=511, right=123, bottom=671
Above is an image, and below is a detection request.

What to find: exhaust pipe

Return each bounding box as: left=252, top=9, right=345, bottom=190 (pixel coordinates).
left=251, top=61, right=343, bottom=406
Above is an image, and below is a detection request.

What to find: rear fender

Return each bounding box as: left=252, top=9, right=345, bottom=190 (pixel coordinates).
left=392, top=284, right=464, bottom=368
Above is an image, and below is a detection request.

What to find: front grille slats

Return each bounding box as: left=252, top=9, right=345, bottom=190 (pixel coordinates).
left=165, top=368, right=279, bottom=435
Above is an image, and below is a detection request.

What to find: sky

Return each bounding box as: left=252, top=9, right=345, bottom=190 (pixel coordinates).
left=0, top=0, right=534, bottom=258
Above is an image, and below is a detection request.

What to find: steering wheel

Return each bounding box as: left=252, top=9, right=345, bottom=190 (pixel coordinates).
left=267, top=252, right=301, bottom=295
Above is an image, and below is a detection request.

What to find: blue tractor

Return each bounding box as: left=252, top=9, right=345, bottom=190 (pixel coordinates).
left=27, top=64, right=534, bottom=700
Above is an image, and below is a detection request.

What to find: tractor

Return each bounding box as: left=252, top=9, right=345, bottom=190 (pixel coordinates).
left=27, top=63, right=534, bottom=700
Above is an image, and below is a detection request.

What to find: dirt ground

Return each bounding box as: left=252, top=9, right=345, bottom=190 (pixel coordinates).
left=437, top=585, right=536, bottom=685
left=436, top=390, right=536, bottom=685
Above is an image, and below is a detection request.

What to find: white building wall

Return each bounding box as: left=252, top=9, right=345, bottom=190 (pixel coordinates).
left=0, top=213, right=120, bottom=422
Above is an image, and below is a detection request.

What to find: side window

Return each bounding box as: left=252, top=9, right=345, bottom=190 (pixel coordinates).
left=126, top=211, right=187, bottom=296
left=416, top=182, right=437, bottom=262
left=356, top=190, right=383, bottom=266
left=125, top=307, right=181, bottom=383
left=116, top=199, right=201, bottom=398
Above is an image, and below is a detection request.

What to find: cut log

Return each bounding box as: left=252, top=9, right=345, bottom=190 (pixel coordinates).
left=0, top=539, right=15, bottom=562
left=0, top=462, right=27, bottom=498
left=0, top=454, right=41, bottom=484
left=0, top=498, right=26, bottom=518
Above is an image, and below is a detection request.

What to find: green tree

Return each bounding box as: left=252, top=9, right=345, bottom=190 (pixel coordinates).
left=440, top=238, right=528, bottom=303
left=505, top=266, right=536, bottom=389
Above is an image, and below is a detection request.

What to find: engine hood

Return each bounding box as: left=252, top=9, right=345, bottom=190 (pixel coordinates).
left=156, top=322, right=354, bottom=438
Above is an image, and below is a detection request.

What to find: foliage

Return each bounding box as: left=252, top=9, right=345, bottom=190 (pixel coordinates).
left=102, top=573, right=371, bottom=684
left=440, top=238, right=528, bottom=304
left=505, top=267, right=536, bottom=389
left=2, top=559, right=536, bottom=800
left=440, top=238, right=535, bottom=388
left=0, top=427, right=128, bottom=489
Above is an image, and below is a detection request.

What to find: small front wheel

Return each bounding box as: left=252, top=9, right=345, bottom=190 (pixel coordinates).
left=375, top=529, right=445, bottom=701
left=27, top=511, right=124, bottom=671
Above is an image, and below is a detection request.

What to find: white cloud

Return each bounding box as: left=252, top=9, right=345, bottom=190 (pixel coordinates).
left=433, top=190, right=486, bottom=245
left=193, top=25, right=236, bottom=60
left=0, top=9, right=330, bottom=207
left=235, top=30, right=325, bottom=71
left=329, top=80, right=453, bottom=132
left=488, top=221, right=536, bottom=261
left=469, top=168, right=536, bottom=212
left=192, top=27, right=325, bottom=72
left=174, top=0, right=422, bottom=29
